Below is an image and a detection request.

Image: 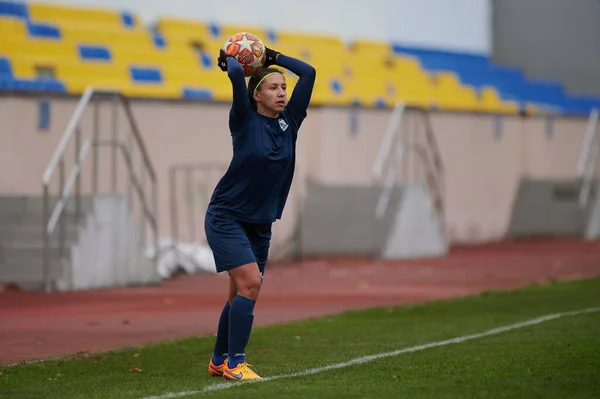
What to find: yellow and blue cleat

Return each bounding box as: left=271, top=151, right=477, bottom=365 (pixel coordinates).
left=222, top=362, right=262, bottom=380
left=208, top=358, right=227, bottom=377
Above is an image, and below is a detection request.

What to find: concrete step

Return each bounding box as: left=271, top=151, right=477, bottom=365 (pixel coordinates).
left=0, top=256, right=64, bottom=288
left=0, top=242, right=71, bottom=264
left=0, top=223, right=80, bottom=243
left=508, top=179, right=593, bottom=237
left=0, top=196, right=96, bottom=217
left=299, top=182, right=404, bottom=256
left=0, top=212, right=87, bottom=225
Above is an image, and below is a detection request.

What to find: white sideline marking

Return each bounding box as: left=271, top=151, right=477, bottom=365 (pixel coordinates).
left=142, top=306, right=600, bottom=399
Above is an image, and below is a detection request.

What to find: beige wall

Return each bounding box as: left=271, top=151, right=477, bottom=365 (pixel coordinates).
left=0, top=95, right=588, bottom=246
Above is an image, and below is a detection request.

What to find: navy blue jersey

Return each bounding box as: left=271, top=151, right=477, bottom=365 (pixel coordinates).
left=207, top=54, right=316, bottom=223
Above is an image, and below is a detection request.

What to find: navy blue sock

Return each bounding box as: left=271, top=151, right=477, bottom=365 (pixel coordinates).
left=211, top=301, right=230, bottom=365
left=228, top=294, right=256, bottom=368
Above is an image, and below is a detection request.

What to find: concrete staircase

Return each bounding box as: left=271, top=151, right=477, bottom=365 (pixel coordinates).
left=297, top=181, right=403, bottom=257
left=507, top=178, right=600, bottom=239
left=0, top=196, right=94, bottom=290
left=0, top=195, right=158, bottom=291
left=296, top=181, right=447, bottom=259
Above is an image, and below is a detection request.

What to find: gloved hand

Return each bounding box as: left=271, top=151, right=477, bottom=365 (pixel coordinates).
left=217, top=49, right=231, bottom=72
left=263, top=47, right=281, bottom=67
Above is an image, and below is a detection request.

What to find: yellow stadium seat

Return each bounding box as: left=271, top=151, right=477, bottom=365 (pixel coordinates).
left=480, top=86, right=519, bottom=114
left=307, top=55, right=347, bottom=78
left=276, top=31, right=344, bottom=49
left=64, top=77, right=127, bottom=94
left=51, top=60, right=127, bottom=93
left=434, top=71, right=462, bottom=90
left=113, top=48, right=198, bottom=69
left=428, top=71, right=483, bottom=111
left=308, top=74, right=351, bottom=106
left=164, top=68, right=220, bottom=87
left=0, top=17, right=27, bottom=39
left=311, top=89, right=352, bottom=107
left=336, top=72, right=390, bottom=107
left=393, top=55, right=425, bottom=75
left=275, top=31, right=345, bottom=66
left=396, top=85, right=435, bottom=108
left=2, top=38, right=78, bottom=64
left=29, top=2, right=143, bottom=31
left=6, top=58, right=36, bottom=79
left=162, top=33, right=222, bottom=54
left=433, top=87, right=482, bottom=112
left=156, top=17, right=215, bottom=41
left=121, top=83, right=180, bottom=99
left=220, top=25, right=268, bottom=43
left=55, top=61, right=127, bottom=80
left=59, top=25, right=152, bottom=49
left=347, top=40, right=392, bottom=66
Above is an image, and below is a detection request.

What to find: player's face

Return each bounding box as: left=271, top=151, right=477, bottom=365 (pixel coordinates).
left=256, top=74, right=287, bottom=114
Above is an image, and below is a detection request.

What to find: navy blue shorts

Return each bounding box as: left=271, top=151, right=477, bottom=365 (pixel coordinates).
left=204, top=210, right=272, bottom=274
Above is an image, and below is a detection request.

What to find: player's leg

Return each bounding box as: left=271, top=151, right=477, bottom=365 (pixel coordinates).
left=222, top=262, right=262, bottom=380
left=220, top=221, right=271, bottom=380
left=208, top=277, right=237, bottom=376
left=204, top=211, right=256, bottom=377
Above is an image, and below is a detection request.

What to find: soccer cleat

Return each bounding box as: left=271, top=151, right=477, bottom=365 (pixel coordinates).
left=208, top=358, right=227, bottom=377
left=222, top=362, right=261, bottom=381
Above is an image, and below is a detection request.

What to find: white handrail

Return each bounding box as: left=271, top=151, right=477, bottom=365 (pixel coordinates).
left=46, top=139, right=92, bottom=234
left=372, top=107, right=445, bottom=232
left=372, top=102, right=405, bottom=179
left=579, top=141, right=599, bottom=207
left=375, top=142, right=404, bottom=218
left=578, top=107, right=599, bottom=175
left=42, top=86, right=95, bottom=185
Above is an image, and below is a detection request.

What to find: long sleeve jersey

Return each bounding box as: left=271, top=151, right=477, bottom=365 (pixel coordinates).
left=207, top=54, right=316, bottom=223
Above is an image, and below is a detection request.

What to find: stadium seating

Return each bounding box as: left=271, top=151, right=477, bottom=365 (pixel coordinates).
left=1, top=0, right=599, bottom=115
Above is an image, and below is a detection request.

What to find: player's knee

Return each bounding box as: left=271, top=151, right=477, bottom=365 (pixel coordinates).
left=238, top=275, right=262, bottom=300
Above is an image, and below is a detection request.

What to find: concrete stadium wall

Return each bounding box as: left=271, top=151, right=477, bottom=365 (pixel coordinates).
left=492, top=0, right=600, bottom=96
left=0, top=95, right=588, bottom=247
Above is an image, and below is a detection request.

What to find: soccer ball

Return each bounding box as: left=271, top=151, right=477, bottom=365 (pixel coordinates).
left=223, top=32, right=266, bottom=77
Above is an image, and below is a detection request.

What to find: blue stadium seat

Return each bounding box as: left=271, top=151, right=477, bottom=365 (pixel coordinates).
left=0, top=55, right=66, bottom=92
left=0, top=57, right=13, bottom=79
left=393, top=45, right=489, bottom=72
left=393, top=44, right=600, bottom=115
left=562, top=95, right=600, bottom=116
left=78, top=45, right=111, bottom=61
left=130, top=66, right=162, bottom=83
left=27, top=20, right=60, bottom=38
left=0, top=1, right=28, bottom=19
left=182, top=87, right=212, bottom=100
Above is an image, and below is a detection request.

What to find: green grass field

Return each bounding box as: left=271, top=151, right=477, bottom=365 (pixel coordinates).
left=2, top=277, right=600, bottom=399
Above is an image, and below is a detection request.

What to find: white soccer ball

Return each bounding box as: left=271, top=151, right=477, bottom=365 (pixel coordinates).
left=223, top=32, right=266, bottom=77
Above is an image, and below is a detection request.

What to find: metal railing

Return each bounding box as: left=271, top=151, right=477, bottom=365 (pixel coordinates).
left=41, top=87, right=158, bottom=293
left=372, top=104, right=445, bottom=231
left=578, top=107, right=599, bottom=207
left=169, top=162, right=227, bottom=243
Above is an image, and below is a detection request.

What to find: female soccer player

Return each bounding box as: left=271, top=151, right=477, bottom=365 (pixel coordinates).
left=205, top=45, right=316, bottom=381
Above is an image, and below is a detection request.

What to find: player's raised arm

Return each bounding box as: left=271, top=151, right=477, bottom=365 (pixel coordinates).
left=217, top=49, right=252, bottom=131
left=264, top=48, right=316, bottom=124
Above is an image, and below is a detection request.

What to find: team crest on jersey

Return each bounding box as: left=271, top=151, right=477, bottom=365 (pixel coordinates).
left=278, top=119, right=289, bottom=131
